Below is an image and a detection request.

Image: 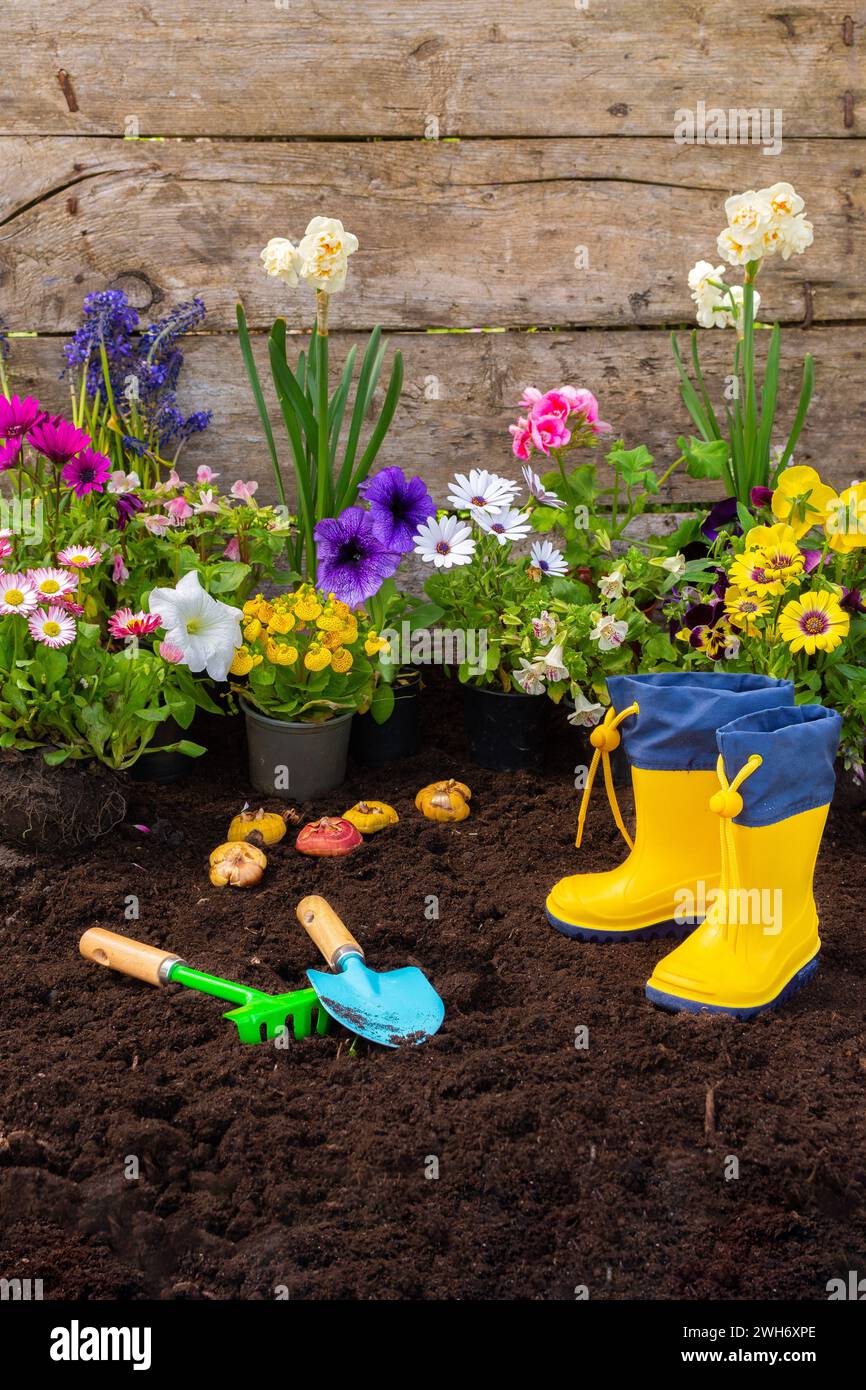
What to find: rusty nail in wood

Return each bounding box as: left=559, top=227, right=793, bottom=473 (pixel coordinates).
left=844, top=91, right=855, bottom=128
left=56, top=69, right=79, bottom=113
left=802, top=281, right=814, bottom=328
left=842, top=15, right=855, bottom=45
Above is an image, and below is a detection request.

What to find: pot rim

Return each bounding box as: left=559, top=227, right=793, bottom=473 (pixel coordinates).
left=461, top=682, right=545, bottom=701
left=240, top=698, right=355, bottom=731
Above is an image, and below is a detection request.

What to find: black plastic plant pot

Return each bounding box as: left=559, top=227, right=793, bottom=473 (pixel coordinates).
left=462, top=683, right=547, bottom=772
left=350, top=672, right=422, bottom=768
left=127, top=718, right=198, bottom=786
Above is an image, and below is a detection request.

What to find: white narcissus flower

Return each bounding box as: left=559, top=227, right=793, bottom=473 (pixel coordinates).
left=260, top=237, right=302, bottom=287
left=591, top=615, right=629, bottom=651
left=661, top=552, right=687, bottom=579
left=515, top=657, right=546, bottom=695
left=529, top=540, right=569, bottom=577
left=598, top=567, right=625, bottom=601
left=297, top=217, right=359, bottom=294
left=542, top=642, right=569, bottom=683
left=447, top=470, right=519, bottom=514
left=722, top=283, right=760, bottom=326
left=413, top=515, right=476, bottom=569
left=688, top=261, right=730, bottom=329
left=147, top=570, right=243, bottom=682
left=568, top=692, right=605, bottom=728
left=473, top=504, right=532, bottom=545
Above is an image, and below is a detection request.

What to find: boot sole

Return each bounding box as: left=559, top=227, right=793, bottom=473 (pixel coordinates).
left=644, top=953, right=819, bottom=1019
left=546, top=909, right=701, bottom=944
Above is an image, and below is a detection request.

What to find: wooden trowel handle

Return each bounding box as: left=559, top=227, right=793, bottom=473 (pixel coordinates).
left=296, top=896, right=365, bottom=970
left=80, top=927, right=183, bottom=987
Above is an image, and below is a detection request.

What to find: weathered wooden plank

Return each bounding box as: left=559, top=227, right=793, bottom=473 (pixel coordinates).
left=1, top=137, right=864, bottom=332
left=9, top=327, right=863, bottom=501
left=3, top=0, right=864, bottom=138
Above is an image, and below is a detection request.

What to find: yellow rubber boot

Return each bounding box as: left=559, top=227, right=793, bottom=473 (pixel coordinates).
left=546, top=673, right=795, bottom=942
left=646, top=704, right=842, bottom=1017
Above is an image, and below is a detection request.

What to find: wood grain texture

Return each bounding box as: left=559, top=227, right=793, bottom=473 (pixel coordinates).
left=4, top=0, right=865, bottom=137
left=11, top=327, right=863, bottom=501
left=1, top=137, right=864, bottom=331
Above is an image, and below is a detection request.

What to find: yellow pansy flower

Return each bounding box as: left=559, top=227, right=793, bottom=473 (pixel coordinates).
left=304, top=644, right=331, bottom=672
left=330, top=647, right=354, bottom=673
left=771, top=466, right=838, bottom=541
left=824, top=482, right=866, bottom=553
left=777, top=590, right=850, bottom=655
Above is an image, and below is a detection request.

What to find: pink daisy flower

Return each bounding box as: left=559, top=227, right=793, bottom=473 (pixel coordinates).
left=158, top=640, right=185, bottom=664
left=27, top=566, right=77, bottom=600
left=28, top=604, right=77, bottom=648
left=0, top=534, right=13, bottom=560
left=56, top=544, right=101, bottom=569
left=0, top=572, right=38, bottom=616
left=54, top=595, right=85, bottom=617
left=108, top=608, right=162, bottom=639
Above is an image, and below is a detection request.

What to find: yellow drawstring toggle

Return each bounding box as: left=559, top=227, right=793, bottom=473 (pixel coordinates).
left=711, top=753, right=762, bottom=939
left=576, top=702, right=640, bottom=849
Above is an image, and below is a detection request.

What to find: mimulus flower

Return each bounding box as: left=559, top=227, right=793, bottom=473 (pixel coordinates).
left=147, top=570, right=243, bottom=681
left=522, top=465, right=566, bottom=508
left=260, top=237, right=302, bottom=287
left=141, top=512, right=172, bottom=536
left=223, top=537, right=241, bottom=562
left=28, top=605, right=76, bottom=648
left=529, top=539, right=569, bottom=576
left=531, top=610, right=557, bottom=645
left=27, top=566, right=76, bottom=599
left=447, top=470, right=518, bottom=514
left=542, top=642, right=568, bottom=682
left=166, top=496, right=194, bottom=523
left=108, top=608, right=162, bottom=639
left=598, top=568, right=625, bottom=601
left=57, top=544, right=101, bottom=569
left=514, top=657, right=546, bottom=695
left=661, top=552, right=687, bottom=579
left=778, top=590, right=849, bottom=655
left=591, top=615, right=628, bottom=651
left=196, top=465, right=220, bottom=485
left=107, top=469, right=141, bottom=493
left=296, top=217, right=359, bottom=294
left=414, top=514, right=476, bottom=569
left=230, top=479, right=258, bottom=504
left=194, top=488, right=221, bottom=515
left=0, top=573, right=37, bottom=616
left=474, top=505, right=532, bottom=545
left=568, top=692, right=605, bottom=728
left=112, top=554, right=129, bottom=584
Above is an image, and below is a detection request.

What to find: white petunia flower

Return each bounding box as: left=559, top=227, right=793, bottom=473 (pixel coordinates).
left=297, top=217, right=359, bottom=294
left=473, top=505, right=532, bottom=545
left=542, top=642, right=569, bottom=682
left=514, top=657, right=546, bottom=695
left=147, top=570, right=242, bottom=682
left=521, top=464, right=566, bottom=509
left=529, top=539, right=569, bottom=576
left=260, top=237, right=302, bottom=287
left=447, top=470, right=519, bottom=514
left=590, top=615, right=629, bottom=651
left=568, top=692, right=605, bottom=728
left=598, top=567, right=625, bottom=600
left=413, top=514, right=476, bottom=569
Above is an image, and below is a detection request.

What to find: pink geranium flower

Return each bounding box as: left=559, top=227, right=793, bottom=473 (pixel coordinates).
left=529, top=390, right=574, bottom=422
left=509, top=417, right=534, bottom=460
left=529, top=414, right=571, bottom=456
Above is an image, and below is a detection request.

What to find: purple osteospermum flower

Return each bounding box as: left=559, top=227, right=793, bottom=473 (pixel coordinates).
left=701, top=496, right=740, bottom=541
left=0, top=394, right=44, bottom=442
left=359, top=466, right=435, bottom=553
left=28, top=415, right=91, bottom=466
left=314, top=506, right=400, bottom=608
left=115, top=492, right=144, bottom=530
left=61, top=448, right=112, bottom=497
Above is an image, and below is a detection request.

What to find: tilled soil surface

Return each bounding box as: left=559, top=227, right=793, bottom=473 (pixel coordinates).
left=0, top=675, right=864, bottom=1300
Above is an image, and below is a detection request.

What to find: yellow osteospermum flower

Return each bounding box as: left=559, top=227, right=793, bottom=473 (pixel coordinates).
left=825, top=481, right=866, bottom=554
left=364, top=629, right=391, bottom=656
left=304, top=644, right=332, bottom=671
left=330, top=647, right=354, bottom=673
left=777, top=589, right=850, bottom=655
left=771, top=466, right=839, bottom=541
left=230, top=646, right=258, bottom=676
left=723, top=585, right=771, bottom=634
left=267, top=609, right=296, bottom=635
left=737, top=523, right=804, bottom=592
left=243, top=617, right=262, bottom=642
left=729, top=551, right=786, bottom=598
left=266, top=638, right=298, bottom=666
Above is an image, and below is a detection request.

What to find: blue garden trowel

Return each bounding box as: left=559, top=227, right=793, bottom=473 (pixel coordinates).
left=295, top=896, right=444, bottom=1048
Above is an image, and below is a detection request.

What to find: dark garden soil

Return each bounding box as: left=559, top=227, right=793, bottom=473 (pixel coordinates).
left=0, top=672, right=864, bottom=1301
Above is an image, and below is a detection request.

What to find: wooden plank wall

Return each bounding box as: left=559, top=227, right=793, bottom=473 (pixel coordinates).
left=2, top=1, right=865, bottom=505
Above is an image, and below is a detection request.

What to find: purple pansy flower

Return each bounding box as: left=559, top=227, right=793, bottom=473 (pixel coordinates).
left=701, top=496, right=741, bottom=541
left=750, top=485, right=774, bottom=509
left=359, top=466, right=435, bottom=553
left=27, top=415, right=91, bottom=466
left=61, top=448, right=112, bottom=498
left=314, top=506, right=400, bottom=608
left=841, top=586, right=866, bottom=614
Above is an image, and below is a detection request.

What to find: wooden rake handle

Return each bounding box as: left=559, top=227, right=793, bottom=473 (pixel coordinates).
left=80, top=927, right=183, bottom=987
left=296, top=896, right=365, bottom=970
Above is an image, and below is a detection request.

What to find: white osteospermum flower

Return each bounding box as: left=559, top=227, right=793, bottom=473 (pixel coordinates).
left=542, top=642, right=569, bottom=682
left=413, top=515, right=476, bottom=569
left=591, top=615, right=629, bottom=651
left=529, top=540, right=569, bottom=577
left=568, top=692, right=605, bottom=728
left=688, top=261, right=730, bottom=328
left=598, top=567, right=625, bottom=601
left=297, top=217, right=359, bottom=294
left=474, top=504, right=532, bottom=545
left=521, top=464, right=566, bottom=509
left=447, top=470, right=519, bottom=514
left=515, top=657, right=546, bottom=695
left=261, top=237, right=302, bottom=287
left=147, top=570, right=242, bottom=682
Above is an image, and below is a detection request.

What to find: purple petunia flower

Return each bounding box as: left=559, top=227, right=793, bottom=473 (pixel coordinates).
left=359, top=466, right=435, bottom=553
left=0, top=394, right=44, bottom=442
left=61, top=447, right=112, bottom=497
left=28, top=415, right=91, bottom=466
left=314, top=506, right=400, bottom=608
left=115, top=492, right=144, bottom=530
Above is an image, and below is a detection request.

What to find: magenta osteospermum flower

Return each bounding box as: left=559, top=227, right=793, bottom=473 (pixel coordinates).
left=0, top=395, right=45, bottom=441
left=56, top=544, right=102, bottom=569
left=0, top=572, right=38, bottom=616
left=62, top=447, right=112, bottom=498
left=27, top=415, right=91, bottom=466
left=28, top=604, right=77, bottom=649
left=0, top=440, right=23, bottom=472
left=108, top=608, right=162, bottom=639
left=27, top=566, right=77, bottom=600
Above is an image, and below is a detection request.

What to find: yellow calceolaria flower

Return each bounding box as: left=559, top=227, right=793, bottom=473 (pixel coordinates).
left=229, top=645, right=262, bottom=676
left=243, top=595, right=265, bottom=619
left=771, top=466, right=838, bottom=540
left=304, top=643, right=332, bottom=672
left=777, top=589, right=850, bottom=655
left=723, top=586, right=771, bottom=634
left=243, top=617, right=262, bottom=642
left=824, top=481, right=866, bottom=553
left=320, top=629, right=344, bottom=651
left=330, top=647, right=353, bottom=673
left=257, top=599, right=275, bottom=625
left=267, top=609, right=296, bottom=635
left=295, top=594, right=323, bottom=622
left=364, top=629, right=391, bottom=656
left=266, top=638, right=298, bottom=666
